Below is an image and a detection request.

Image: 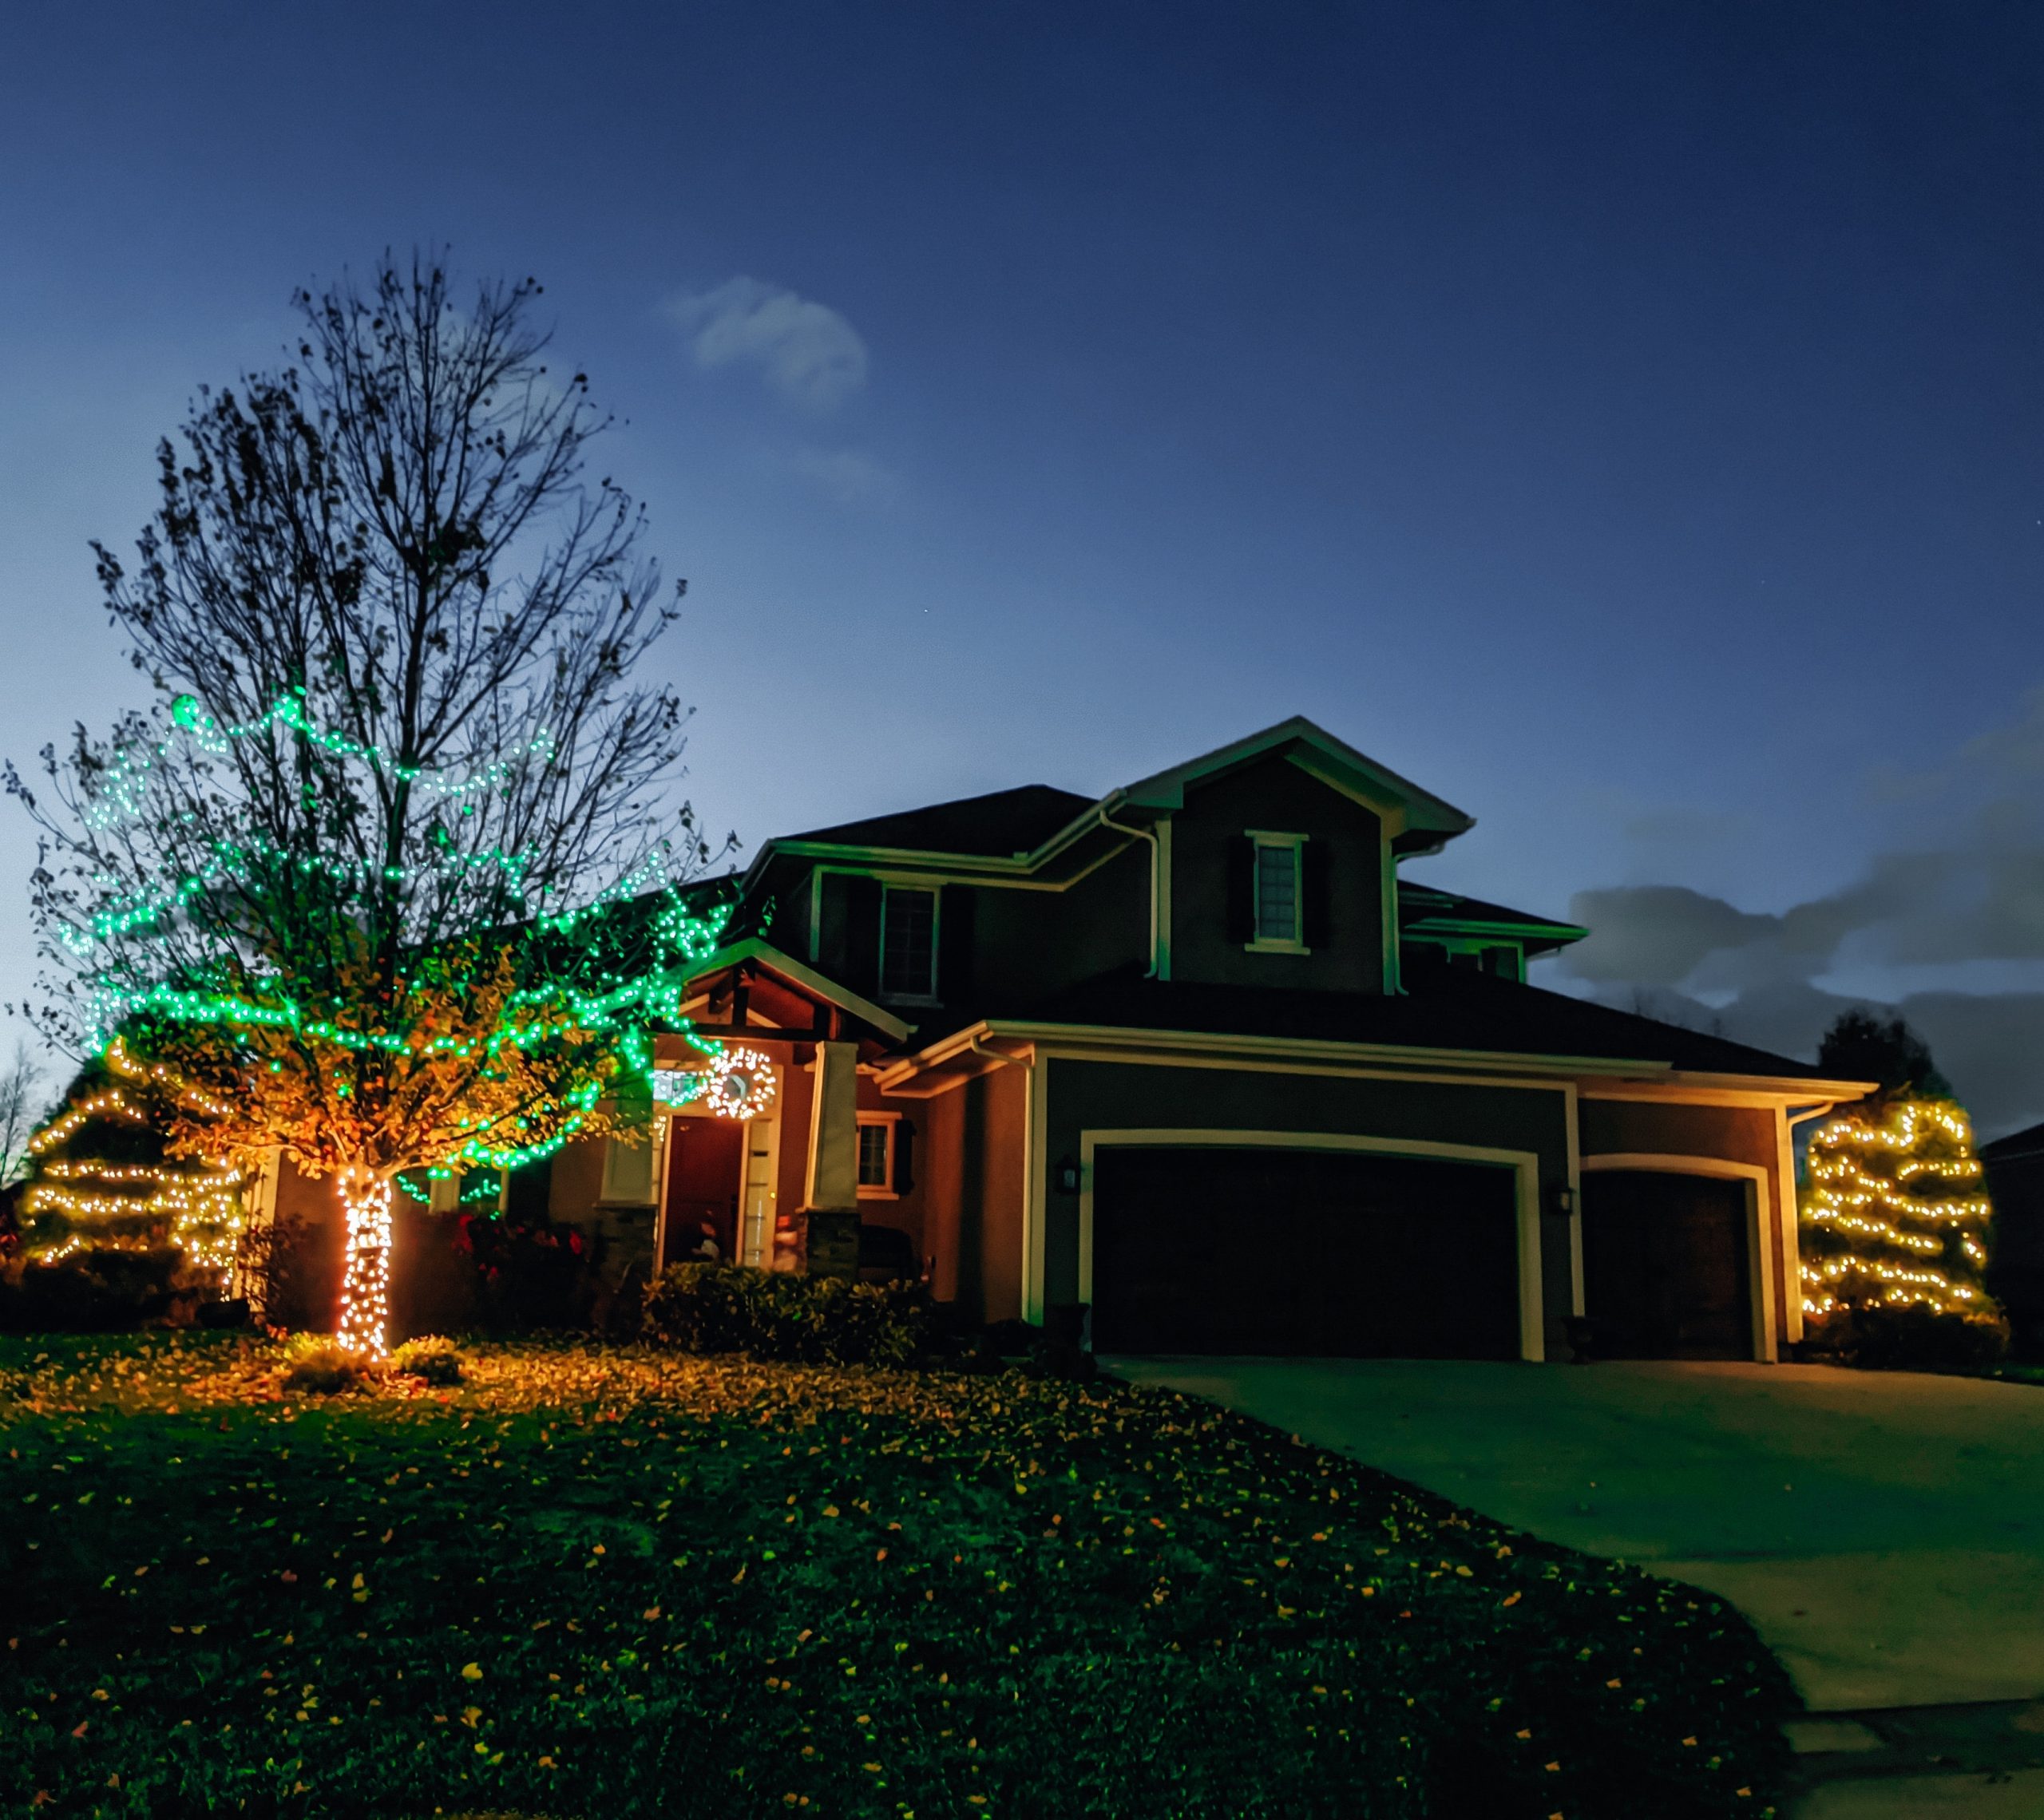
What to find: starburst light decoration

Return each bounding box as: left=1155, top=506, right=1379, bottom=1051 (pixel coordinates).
left=702, top=1045, right=778, bottom=1120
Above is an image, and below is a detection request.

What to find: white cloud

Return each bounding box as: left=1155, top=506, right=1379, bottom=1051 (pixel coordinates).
left=787, top=446, right=903, bottom=508
left=664, top=277, right=869, bottom=411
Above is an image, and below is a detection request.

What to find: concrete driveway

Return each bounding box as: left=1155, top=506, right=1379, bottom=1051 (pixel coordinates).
left=1108, top=1358, right=2044, bottom=1715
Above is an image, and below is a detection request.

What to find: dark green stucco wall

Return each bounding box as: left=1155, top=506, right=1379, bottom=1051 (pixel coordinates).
left=1167, top=754, right=1386, bottom=993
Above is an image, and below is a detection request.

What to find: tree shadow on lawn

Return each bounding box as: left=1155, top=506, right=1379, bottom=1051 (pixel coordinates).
left=0, top=1334, right=1797, bottom=1818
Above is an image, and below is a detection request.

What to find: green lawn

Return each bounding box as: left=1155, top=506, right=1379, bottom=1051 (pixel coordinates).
left=2, top=1335, right=1796, bottom=1818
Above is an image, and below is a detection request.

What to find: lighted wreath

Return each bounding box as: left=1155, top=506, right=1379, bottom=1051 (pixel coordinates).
left=703, top=1044, right=778, bottom=1120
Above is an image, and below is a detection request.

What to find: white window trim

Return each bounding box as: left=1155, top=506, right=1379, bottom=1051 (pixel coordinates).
left=1244, top=830, right=1309, bottom=954
left=599, top=1130, right=660, bottom=1207
left=879, top=883, right=943, bottom=1005
left=856, top=1110, right=903, bottom=1200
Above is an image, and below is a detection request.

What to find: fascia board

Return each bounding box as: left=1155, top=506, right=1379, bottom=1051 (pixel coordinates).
left=883, top=1017, right=1675, bottom=1082
left=877, top=1019, right=1865, bottom=1102
left=737, top=800, right=1139, bottom=895
left=984, top=1020, right=1666, bottom=1078
left=1580, top=1072, right=1879, bottom=1103
left=1404, top=917, right=1591, bottom=943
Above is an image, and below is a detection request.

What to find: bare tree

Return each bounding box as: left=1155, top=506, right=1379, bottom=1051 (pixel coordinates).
left=0, top=1039, right=47, bottom=1187
left=12, top=254, right=731, bottom=1351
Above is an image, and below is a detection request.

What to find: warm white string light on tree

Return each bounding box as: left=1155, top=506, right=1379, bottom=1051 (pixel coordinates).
left=14, top=255, right=734, bottom=1357
left=22, top=1081, right=247, bottom=1271
left=1800, top=1098, right=1996, bottom=1321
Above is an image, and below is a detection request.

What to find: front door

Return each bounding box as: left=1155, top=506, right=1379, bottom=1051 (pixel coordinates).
left=1581, top=1170, right=1751, bottom=1359
left=660, top=1117, right=746, bottom=1268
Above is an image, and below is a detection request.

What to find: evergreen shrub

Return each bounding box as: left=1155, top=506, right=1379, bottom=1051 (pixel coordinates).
left=279, top=1333, right=367, bottom=1394
left=0, top=1246, right=212, bottom=1332
left=641, top=1261, right=930, bottom=1366
left=1800, top=1303, right=2010, bottom=1373
left=389, top=1333, right=465, bottom=1384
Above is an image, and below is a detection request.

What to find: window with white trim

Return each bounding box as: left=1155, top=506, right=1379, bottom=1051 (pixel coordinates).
left=1246, top=833, right=1308, bottom=952
left=857, top=1114, right=899, bottom=1197
left=880, top=886, right=938, bottom=1000
left=600, top=1132, right=657, bottom=1205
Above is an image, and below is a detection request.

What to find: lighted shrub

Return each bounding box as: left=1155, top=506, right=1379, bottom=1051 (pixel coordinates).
left=389, top=1334, right=465, bottom=1385
left=281, top=1333, right=368, bottom=1394
left=641, top=1261, right=930, bottom=1366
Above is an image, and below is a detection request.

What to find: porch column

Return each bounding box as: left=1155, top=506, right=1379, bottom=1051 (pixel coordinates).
left=802, top=1040, right=861, bottom=1280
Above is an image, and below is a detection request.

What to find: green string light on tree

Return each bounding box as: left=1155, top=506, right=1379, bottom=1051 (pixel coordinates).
left=22, top=256, right=736, bottom=1359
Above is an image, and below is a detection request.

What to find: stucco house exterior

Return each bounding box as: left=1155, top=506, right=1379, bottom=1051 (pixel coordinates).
left=271, top=717, right=1872, bottom=1360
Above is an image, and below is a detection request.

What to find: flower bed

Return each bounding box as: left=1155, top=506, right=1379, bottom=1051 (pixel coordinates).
left=0, top=1335, right=1796, bottom=1817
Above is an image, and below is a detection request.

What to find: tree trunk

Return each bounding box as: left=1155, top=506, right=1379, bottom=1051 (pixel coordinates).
left=335, top=1165, right=394, bottom=1356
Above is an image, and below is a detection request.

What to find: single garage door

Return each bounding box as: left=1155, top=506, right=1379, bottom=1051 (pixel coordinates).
left=1580, top=1171, right=1751, bottom=1359
left=1090, top=1145, right=1522, bottom=1358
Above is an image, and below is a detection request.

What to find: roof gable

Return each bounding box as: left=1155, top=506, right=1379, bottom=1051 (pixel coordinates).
left=1116, top=716, right=1473, bottom=852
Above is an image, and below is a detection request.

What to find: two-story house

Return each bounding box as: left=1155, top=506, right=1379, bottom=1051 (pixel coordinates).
left=528, top=717, right=1870, bottom=1362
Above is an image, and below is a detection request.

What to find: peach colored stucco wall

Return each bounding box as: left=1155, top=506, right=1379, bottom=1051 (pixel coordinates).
left=1578, top=1098, right=1789, bottom=1343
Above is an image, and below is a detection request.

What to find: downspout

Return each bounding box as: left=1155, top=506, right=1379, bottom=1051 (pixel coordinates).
left=969, top=1033, right=1024, bottom=1072
left=1096, top=795, right=1162, bottom=979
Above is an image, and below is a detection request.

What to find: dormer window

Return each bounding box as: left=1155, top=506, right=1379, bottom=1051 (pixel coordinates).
left=880, top=885, right=939, bottom=1000
left=1246, top=832, right=1309, bottom=953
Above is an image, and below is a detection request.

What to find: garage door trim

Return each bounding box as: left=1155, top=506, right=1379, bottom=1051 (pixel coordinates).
left=1078, top=1128, right=1547, bottom=1361
left=1579, top=1153, right=1776, bottom=1362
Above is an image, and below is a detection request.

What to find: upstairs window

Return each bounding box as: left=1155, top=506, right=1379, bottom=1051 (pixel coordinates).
left=880, top=885, right=939, bottom=1000
left=1246, top=833, right=1309, bottom=952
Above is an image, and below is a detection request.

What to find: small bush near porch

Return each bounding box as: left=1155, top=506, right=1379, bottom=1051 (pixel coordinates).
left=2, top=1337, right=1793, bottom=1818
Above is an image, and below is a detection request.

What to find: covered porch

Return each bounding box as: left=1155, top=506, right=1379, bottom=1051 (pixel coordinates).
left=644, top=938, right=910, bottom=1280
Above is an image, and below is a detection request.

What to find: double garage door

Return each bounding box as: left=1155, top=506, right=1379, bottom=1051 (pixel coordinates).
left=1089, top=1146, right=1523, bottom=1358
left=1088, top=1148, right=1757, bottom=1359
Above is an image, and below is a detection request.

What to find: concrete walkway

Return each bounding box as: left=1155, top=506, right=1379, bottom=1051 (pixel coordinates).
left=1107, top=1359, right=2044, bottom=1714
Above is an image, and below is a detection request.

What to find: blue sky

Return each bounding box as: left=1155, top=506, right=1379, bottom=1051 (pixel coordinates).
left=3, top=3, right=2043, bottom=1123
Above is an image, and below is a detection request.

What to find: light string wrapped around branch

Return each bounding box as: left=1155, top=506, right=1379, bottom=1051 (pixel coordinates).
left=89, top=688, right=560, bottom=831
left=1800, top=1097, right=1996, bottom=1321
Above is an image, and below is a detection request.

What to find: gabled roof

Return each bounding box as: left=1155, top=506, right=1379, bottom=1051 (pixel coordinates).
left=1118, top=715, right=1474, bottom=852
left=675, top=935, right=912, bottom=1046
left=782, top=785, right=1095, bottom=859
left=1397, top=883, right=1588, bottom=954
left=747, top=716, right=1474, bottom=893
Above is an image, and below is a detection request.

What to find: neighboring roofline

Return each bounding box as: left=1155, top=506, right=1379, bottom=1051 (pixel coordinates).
left=1981, top=1120, right=2044, bottom=1164
left=676, top=936, right=913, bottom=1044
left=1117, top=715, right=1475, bottom=837
left=873, top=1015, right=1871, bottom=1100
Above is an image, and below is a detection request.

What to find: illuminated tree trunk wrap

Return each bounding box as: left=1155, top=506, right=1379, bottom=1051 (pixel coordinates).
left=335, top=1167, right=394, bottom=1356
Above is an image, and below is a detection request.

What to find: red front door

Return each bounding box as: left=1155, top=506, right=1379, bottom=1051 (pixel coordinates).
left=661, top=1118, right=746, bottom=1268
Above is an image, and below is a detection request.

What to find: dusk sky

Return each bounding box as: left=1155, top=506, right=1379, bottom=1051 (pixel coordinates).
left=3, top=3, right=2042, bottom=1126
